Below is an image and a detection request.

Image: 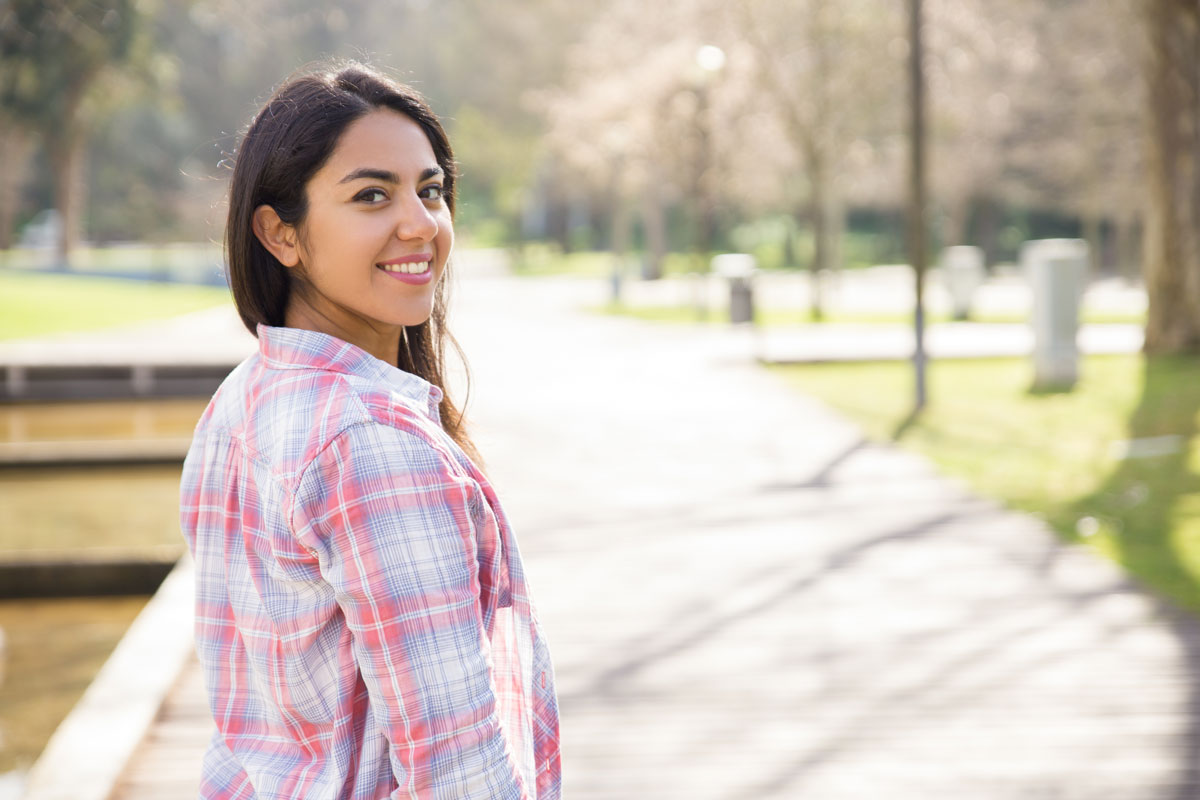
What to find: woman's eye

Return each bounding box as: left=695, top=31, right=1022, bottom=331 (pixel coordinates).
left=420, top=184, right=444, bottom=201
left=355, top=188, right=388, bottom=203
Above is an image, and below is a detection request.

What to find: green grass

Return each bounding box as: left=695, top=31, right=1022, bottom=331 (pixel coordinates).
left=511, top=246, right=616, bottom=278
left=0, top=270, right=232, bottom=340
left=593, top=301, right=1146, bottom=327
left=770, top=355, right=1200, bottom=615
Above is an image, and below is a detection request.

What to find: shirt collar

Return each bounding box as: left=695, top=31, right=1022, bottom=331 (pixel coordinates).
left=257, top=324, right=445, bottom=415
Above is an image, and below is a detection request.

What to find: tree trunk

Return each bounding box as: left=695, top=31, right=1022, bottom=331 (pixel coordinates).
left=611, top=195, right=631, bottom=260
left=639, top=169, right=666, bottom=281
left=1191, top=0, right=1200, bottom=296
left=783, top=222, right=798, bottom=269
left=609, top=159, right=631, bottom=288
left=50, top=134, right=87, bottom=269
left=1142, top=0, right=1200, bottom=353
left=1099, top=219, right=1117, bottom=275
left=807, top=144, right=829, bottom=320
left=695, top=85, right=716, bottom=263
left=1082, top=212, right=1102, bottom=280
left=48, top=72, right=91, bottom=270
left=1115, top=214, right=1141, bottom=283
left=975, top=194, right=1000, bottom=270
left=829, top=189, right=844, bottom=272
left=544, top=166, right=571, bottom=255
left=942, top=195, right=971, bottom=250
left=0, top=125, right=33, bottom=250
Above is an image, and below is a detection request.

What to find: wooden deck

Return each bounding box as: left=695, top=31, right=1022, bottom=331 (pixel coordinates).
left=102, top=276, right=1200, bottom=799
left=112, top=658, right=210, bottom=800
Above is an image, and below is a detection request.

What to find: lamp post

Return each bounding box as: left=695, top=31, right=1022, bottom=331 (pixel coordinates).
left=692, top=45, right=726, bottom=261
left=907, top=0, right=928, bottom=411
left=689, top=44, right=726, bottom=319
left=604, top=124, right=632, bottom=305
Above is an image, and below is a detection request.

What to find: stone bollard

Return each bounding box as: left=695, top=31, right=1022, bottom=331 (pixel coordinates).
left=1021, top=239, right=1089, bottom=390
left=712, top=253, right=757, bottom=324
left=940, top=245, right=985, bottom=320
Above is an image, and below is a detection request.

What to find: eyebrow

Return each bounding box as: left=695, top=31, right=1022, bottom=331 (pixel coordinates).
left=338, top=166, right=444, bottom=185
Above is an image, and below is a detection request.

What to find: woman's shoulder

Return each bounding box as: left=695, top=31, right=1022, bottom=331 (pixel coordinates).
left=191, top=348, right=456, bottom=484
left=289, top=387, right=479, bottom=519
left=192, top=355, right=365, bottom=464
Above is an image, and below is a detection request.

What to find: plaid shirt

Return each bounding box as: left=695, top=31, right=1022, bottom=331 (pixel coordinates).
left=180, top=324, right=561, bottom=800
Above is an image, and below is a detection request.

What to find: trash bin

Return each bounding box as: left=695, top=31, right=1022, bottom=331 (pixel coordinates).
left=1021, top=238, right=1089, bottom=390
left=712, top=253, right=757, bottom=325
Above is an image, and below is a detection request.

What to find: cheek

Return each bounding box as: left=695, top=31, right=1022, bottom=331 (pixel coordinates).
left=304, top=214, right=386, bottom=264
left=437, top=213, right=455, bottom=251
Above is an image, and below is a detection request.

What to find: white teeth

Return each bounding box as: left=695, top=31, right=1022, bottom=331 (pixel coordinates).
left=380, top=261, right=431, bottom=274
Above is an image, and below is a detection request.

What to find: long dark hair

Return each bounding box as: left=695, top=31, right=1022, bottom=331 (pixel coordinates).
left=225, top=61, right=479, bottom=462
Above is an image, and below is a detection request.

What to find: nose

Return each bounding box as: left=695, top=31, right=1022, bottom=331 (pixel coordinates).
left=394, top=192, right=438, bottom=242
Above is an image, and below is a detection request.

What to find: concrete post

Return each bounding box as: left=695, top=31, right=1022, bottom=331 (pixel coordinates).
left=1021, top=239, right=1089, bottom=390
left=5, top=365, right=26, bottom=400
left=940, top=245, right=984, bottom=320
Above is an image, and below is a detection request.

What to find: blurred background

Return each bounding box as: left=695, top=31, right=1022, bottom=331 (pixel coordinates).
left=3, top=0, right=1200, bottom=797
left=0, top=0, right=1157, bottom=279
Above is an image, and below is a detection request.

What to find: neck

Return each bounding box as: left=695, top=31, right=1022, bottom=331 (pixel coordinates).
left=283, top=293, right=400, bottom=365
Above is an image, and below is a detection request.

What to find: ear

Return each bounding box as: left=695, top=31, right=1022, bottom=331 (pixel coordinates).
left=252, top=205, right=301, bottom=268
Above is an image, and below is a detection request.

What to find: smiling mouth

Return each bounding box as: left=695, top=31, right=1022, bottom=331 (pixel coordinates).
left=377, top=260, right=431, bottom=275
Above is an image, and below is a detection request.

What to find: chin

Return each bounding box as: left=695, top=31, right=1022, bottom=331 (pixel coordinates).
left=395, top=306, right=436, bottom=328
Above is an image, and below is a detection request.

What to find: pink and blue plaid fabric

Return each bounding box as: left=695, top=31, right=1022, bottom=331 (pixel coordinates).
left=180, top=324, right=561, bottom=799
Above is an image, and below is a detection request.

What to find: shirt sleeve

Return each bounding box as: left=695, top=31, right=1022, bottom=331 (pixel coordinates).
left=291, top=420, right=529, bottom=800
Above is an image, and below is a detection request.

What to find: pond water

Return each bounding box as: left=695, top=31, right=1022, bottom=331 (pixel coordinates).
left=0, top=397, right=208, bottom=444
left=0, top=399, right=206, bottom=553
left=0, top=596, right=148, bottom=789
left=0, top=464, right=188, bottom=553
left=0, top=398, right=209, bottom=795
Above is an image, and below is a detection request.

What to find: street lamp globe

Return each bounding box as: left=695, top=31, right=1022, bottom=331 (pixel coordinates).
left=695, top=44, right=726, bottom=76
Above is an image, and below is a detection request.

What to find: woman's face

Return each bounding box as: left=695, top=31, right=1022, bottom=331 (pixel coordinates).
left=283, top=109, right=453, bottom=355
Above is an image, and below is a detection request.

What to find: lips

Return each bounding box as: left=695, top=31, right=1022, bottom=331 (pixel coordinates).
left=376, top=254, right=435, bottom=285
left=377, top=255, right=432, bottom=275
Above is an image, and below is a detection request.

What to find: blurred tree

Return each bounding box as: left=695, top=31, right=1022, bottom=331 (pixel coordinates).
left=0, top=0, right=1153, bottom=280
left=432, top=0, right=598, bottom=246
left=539, top=0, right=915, bottom=293
left=921, top=0, right=1142, bottom=271
left=924, top=0, right=1024, bottom=253
left=158, top=0, right=592, bottom=246
left=540, top=0, right=836, bottom=276
left=1034, top=0, right=1142, bottom=276
left=1141, top=0, right=1200, bottom=353
left=538, top=4, right=712, bottom=271
left=737, top=0, right=900, bottom=315
left=0, top=0, right=141, bottom=263
left=999, top=0, right=1141, bottom=271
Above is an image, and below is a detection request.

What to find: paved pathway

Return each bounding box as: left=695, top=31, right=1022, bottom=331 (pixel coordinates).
left=108, top=273, right=1198, bottom=799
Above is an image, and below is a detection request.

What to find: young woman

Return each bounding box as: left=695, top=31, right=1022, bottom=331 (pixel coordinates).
left=180, top=62, right=561, bottom=799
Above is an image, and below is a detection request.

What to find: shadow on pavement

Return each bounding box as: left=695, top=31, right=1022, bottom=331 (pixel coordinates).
left=558, top=509, right=966, bottom=705
left=1062, top=355, right=1200, bottom=799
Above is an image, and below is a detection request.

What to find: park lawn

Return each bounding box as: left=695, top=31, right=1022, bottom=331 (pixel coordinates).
left=595, top=301, right=1146, bottom=327
left=770, top=355, right=1200, bottom=616
left=512, top=246, right=617, bottom=278
left=0, top=270, right=231, bottom=340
